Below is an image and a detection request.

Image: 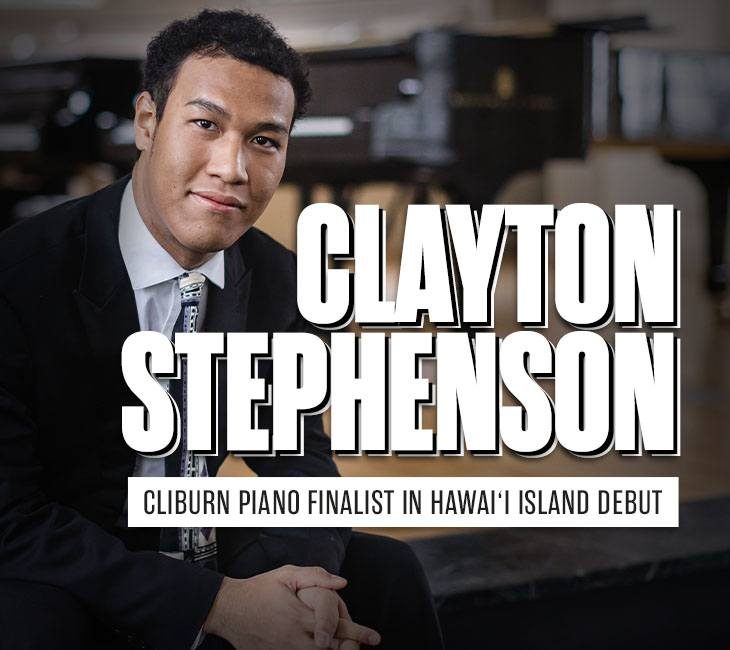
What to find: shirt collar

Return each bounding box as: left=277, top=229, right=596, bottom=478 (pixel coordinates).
left=118, top=179, right=225, bottom=291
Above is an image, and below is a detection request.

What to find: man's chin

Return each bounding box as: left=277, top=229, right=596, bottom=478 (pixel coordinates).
left=186, top=231, right=250, bottom=256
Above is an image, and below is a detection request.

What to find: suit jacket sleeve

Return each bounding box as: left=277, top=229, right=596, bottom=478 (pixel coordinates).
left=227, top=409, right=351, bottom=578
left=0, top=292, right=223, bottom=650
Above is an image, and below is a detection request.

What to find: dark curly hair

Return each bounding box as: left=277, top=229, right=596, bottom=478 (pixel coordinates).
left=142, top=9, right=311, bottom=125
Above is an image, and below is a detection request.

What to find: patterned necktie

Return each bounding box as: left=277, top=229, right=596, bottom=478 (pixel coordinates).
left=160, top=271, right=217, bottom=568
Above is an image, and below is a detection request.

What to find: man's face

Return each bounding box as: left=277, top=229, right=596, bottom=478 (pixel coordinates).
left=133, top=54, right=296, bottom=268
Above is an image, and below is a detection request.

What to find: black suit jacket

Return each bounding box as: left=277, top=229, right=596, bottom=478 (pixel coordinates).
left=0, top=177, right=348, bottom=649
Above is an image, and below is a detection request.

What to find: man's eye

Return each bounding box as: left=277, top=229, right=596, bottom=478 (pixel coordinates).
left=194, top=119, right=216, bottom=131
left=252, top=135, right=279, bottom=149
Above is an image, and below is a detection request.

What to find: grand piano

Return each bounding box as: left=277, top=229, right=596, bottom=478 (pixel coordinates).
left=287, top=27, right=601, bottom=207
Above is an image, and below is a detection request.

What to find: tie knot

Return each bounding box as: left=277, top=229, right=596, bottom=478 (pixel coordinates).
left=177, top=272, right=206, bottom=333
left=178, top=271, right=206, bottom=303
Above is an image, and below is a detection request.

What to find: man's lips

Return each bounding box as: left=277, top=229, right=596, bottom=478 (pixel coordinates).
left=191, top=191, right=244, bottom=212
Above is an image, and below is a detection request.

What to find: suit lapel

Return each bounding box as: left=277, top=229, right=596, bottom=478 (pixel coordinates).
left=71, top=176, right=140, bottom=495
left=73, top=176, right=140, bottom=362
left=204, top=243, right=252, bottom=334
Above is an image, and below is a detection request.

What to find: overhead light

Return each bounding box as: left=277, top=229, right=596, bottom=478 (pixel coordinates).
left=291, top=116, right=354, bottom=138
left=110, top=119, right=135, bottom=145
left=95, top=111, right=117, bottom=130
left=10, top=34, right=37, bottom=61
left=55, top=108, right=76, bottom=127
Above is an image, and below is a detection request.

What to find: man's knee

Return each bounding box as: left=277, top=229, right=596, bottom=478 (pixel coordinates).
left=351, top=533, right=423, bottom=566
left=0, top=580, right=93, bottom=650
left=342, top=532, right=431, bottom=594
left=340, top=534, right=444, bottom=649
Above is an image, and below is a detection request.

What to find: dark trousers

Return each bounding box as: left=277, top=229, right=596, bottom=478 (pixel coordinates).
left=0, top=533, right=444, bottom=650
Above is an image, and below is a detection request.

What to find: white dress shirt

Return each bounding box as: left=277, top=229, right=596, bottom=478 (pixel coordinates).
left=118, top=179, right=225, bottom=476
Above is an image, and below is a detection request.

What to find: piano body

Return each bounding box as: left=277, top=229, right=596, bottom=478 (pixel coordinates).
left=287, top=28, right=599, bottom=208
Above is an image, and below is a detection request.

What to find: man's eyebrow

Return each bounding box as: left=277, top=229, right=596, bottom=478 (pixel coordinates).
left=183, top=100, right=289, bottom=134
left=252, top=121, right=290, bottom=136
left=185, top=98, right=230, bottom=117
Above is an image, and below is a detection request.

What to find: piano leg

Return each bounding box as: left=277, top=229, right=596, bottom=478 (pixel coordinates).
left=706, top=178, right=729, bottom=293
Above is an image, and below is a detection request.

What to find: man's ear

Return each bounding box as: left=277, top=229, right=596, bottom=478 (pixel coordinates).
left=134, top=91, right=157, bottom=152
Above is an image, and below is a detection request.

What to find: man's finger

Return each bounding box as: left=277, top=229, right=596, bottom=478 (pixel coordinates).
left=337, top=596, right=351, bottom=621
left=284, top=566, right=348, bottom=591
left=310, top=591, right=339, bottom=648
left=334, top=601, right=359, bottom=650
left=335, top=618, right=381, bottom=646
left=338, top=640, right=359, bottom=650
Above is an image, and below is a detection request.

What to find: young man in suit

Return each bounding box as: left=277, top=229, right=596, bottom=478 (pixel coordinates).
left=0, top=9, right=444, bottom=650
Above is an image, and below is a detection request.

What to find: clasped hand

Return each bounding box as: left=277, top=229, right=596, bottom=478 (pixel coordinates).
left=203, top=565, right=381, bottom=649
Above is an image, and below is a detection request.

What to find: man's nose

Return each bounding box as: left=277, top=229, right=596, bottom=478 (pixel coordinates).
left=206, top=135, right=248, bottom=184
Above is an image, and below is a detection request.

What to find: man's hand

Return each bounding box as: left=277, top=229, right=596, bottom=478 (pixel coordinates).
left=202, top=565, right=380, bottom=650
left=298, top=586, right=380, bottom=649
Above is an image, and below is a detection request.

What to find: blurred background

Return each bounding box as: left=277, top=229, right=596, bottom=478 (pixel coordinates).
left=1, top=1, right=729, bottom=647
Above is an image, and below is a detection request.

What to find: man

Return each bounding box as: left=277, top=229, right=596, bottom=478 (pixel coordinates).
left=0, top=9, right=444, bottom=650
